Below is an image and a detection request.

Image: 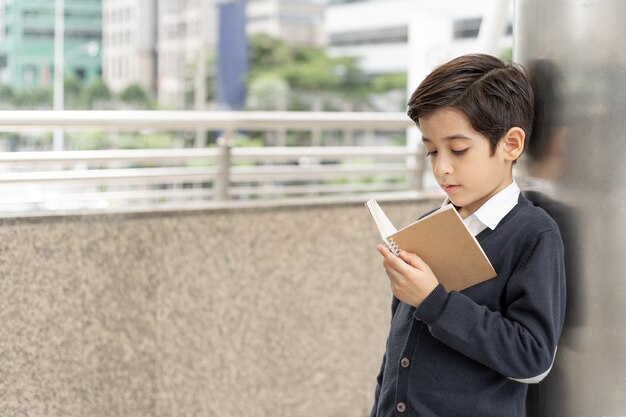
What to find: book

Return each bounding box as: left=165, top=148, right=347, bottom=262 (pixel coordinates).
left=365, top=199, right=497, bottom=292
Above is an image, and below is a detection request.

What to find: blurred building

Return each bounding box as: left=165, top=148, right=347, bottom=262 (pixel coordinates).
left=155, top=0, right=217, bottom=109
left=324, top=0, right=513, bottom=76
left=247, top=0, right=325, bottom=46
left=155, top=0, right=324, bottom=109
left=0, top=2, right=6, bottom=83
left=0, top=0, right=102, bottom=89
left=102, top=0, right=157, bottom=95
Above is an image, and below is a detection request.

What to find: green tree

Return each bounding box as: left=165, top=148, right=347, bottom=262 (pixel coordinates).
left=84, top=77, right=113, bottom=109
left=500, top=47, right=513, bottom=63
left=371, top=72, right=407, bottom=93
left=14, top=87, right=53, bottom=109
left=246, top=74, right=290, bottom=110
left=64, top=75, right=84, bottom=109
left=246, top=34, right=372, bottom=111
left=248, top=34, right=292, bottom=79
left=0, top=85, right=16, bottom=109
left=119, top=83, right=154, bottom=109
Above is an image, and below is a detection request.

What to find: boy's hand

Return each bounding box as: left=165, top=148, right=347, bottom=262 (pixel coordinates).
left=377, top=245, right=439, bottom=308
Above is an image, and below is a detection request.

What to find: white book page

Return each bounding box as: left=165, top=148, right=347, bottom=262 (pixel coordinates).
left=365, top=199, right=397, bottom=239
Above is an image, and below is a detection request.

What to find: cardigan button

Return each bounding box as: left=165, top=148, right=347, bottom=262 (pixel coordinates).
left=396, top=402, right=407, bottom=413
left=400, top=357, right=410, bottom=368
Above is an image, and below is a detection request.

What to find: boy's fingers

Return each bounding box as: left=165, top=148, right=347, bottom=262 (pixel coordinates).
left=377, top=244, right=398, bottom=261
left=377, top=245, right=400, bottom=262
left=376, top=244, right=389, bottom=255
left=379, top=246, right=429, bottom=275
left=377, top=245, right=412, bottom=274
left=399, top=250, right=428, bottom=270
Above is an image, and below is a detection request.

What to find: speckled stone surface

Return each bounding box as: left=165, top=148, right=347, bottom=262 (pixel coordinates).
left=0, top=198, right=438, bottom=417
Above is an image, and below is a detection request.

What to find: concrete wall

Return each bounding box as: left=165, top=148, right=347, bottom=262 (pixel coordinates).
left=0, top=198, right=438, bottom=417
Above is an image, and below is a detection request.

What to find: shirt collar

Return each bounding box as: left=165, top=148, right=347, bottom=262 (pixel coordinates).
left=442, top=180, right=520, bottom=232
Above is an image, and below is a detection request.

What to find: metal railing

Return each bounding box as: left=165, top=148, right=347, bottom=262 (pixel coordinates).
left=0, top=111, right=430, bottom=215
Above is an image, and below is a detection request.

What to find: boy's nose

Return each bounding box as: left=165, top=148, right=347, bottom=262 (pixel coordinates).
left=434, top=156, right=454, bottom=177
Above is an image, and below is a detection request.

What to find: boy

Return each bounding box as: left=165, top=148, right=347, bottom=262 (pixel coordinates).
left=370, top=54, right=566, bottom=417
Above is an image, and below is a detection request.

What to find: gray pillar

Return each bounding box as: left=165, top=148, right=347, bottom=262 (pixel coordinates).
left=516, top=1, right=626, bottom=415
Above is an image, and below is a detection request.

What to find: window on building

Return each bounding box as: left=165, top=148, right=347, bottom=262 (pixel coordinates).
left=453, top=17, right=482, bottom=39
left=65, top=11, right=101, bottom=20
left=279, top=13, right=321, bottom=24
left=75, top=67, right=86, bottom=80
left=23, top=28, right=55, bottom=39
left=248, top=14, right=272, bottom=23
left=66, top=29, right=101, bottom=41
left=452, top=18, right=513, bottom=39
left=329, top=26, right=408, bottom=47
left=22, top=9, right=47, bottom=18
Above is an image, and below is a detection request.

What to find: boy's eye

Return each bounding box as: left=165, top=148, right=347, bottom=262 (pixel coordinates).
left=425, top=150, right=437, bottom=157
left=452, top=149, right=468, bottom=156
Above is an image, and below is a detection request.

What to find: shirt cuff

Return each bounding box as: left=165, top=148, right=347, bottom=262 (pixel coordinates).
left=414, top=283, right=449, bottom=323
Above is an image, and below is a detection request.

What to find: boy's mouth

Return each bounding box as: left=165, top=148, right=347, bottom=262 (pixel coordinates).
left=442, top=184, right=461, bottom=193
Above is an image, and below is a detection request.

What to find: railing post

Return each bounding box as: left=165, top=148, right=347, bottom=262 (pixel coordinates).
left=413, top=143, right=426, bottom=192
left=215, top=132, right=233, bottom=201
left=407, top=125, right=426, bottom=193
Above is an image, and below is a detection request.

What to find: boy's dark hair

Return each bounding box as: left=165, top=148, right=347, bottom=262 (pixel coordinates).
left=407, top=54, right=534, bottom=155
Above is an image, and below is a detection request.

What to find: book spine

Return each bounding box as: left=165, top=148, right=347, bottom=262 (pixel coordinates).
left=386, top=238, right=401, bottom=257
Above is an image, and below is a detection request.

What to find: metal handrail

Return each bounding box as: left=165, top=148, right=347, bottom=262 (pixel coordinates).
left=0, top=146, right=409, bottom=164
left=0, top=148, right=221, bottom=163
left=0, top=110, right=414, bottom=130
left=0, top=167, right=219, bottom=183
left=0, top=111, right=425, bottom=215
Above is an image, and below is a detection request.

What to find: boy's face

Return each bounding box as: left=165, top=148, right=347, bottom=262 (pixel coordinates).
left=419, top=107, right=515, bottom=219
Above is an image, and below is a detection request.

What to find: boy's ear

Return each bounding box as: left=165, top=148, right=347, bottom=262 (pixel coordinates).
left=501, top=127, right=526, bottom=161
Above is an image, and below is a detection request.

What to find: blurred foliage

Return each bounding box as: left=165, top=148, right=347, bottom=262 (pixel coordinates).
left=84, top=77, right=113, bottom=109
left=500, top=47, right=513, bottom=63
left=232, top=133, right=264, bottom=148
left=65, top=131, right=110, bottom=150
left=1, top=34, right=405, bottom=113
left=246, top=74, right=290, bottom=110
left=119, top=83, right=156, bottom=109
left=246, top=34, right=403, bottom=112
left=64, top=75, right=84, bottom=109
left=0, top=77, right=154, bottom=110
left=66, top=131, right=179, bottom=150
left=115, top=132, right=176, bottom=149
left=371, top=72, right=407, bottom=93
left=11, top=86, right=53, bottom=109
left=0, top=84, right=16, bottom=108
left=2, top=34, right=409, bottom=151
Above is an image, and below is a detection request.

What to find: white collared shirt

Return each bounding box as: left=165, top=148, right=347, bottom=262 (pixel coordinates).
left=442, top=180, right=521, bottom=237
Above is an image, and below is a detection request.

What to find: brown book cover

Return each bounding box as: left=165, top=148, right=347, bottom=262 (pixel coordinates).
left=365, top=199, right=497, bottom=292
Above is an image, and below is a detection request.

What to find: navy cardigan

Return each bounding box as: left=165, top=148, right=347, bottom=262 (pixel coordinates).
left=371, top=195, right=566, bottom=417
